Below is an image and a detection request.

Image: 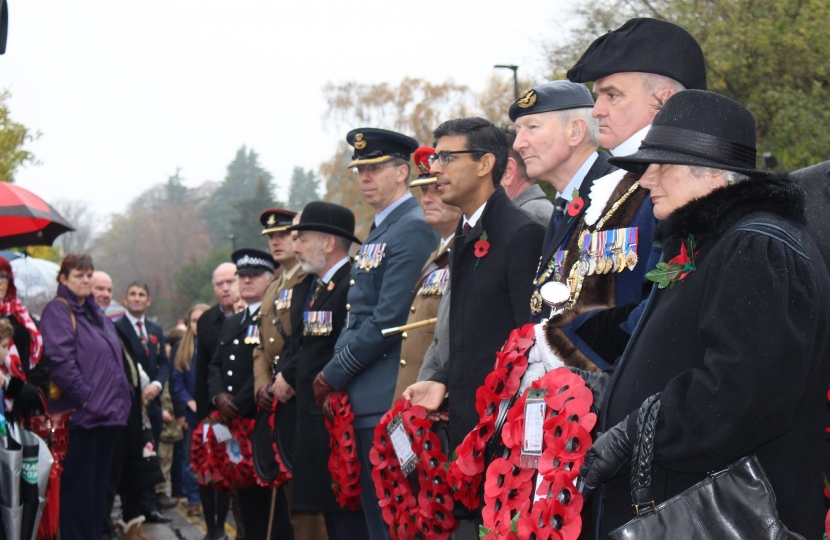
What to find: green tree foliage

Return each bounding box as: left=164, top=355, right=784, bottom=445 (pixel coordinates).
left=202, top=146, right=275, bottom=243
left=544, top=0, right=830, bottom=170
left=174, top=245, right=233, bottom=308
left=229, top=175, right=278, bottom=250
left=0, top=90, right=40, bottom=183
left=287, top=167, right=320, bottom=211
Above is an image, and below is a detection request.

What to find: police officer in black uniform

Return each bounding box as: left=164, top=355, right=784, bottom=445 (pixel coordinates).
left=208, top=248, right=294, bottom=540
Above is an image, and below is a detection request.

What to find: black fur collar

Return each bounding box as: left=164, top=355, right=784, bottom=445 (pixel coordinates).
left=654, top=174, right=806, bottom=254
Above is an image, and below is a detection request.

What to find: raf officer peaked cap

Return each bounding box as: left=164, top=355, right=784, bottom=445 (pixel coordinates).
left=567, top=18, right=707, bottom=91
left=287, top=201, right=362, bottom=246
left=609, top=90, right=767, bottom=178
left=260, top=208, right=297, bottom=235
left=232, top=248, right=277, bottom=275
left=346, top=128, right=419, bottom=168
left=410, top=146, right=438, bottom=188
left=508, top=80, right=595, bottom=122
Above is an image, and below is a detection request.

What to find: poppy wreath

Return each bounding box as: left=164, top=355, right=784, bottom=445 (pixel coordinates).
left=479, top=368, right=594, bottom=540
left=447, top=324, right=536, bottom=510
left=370, top=398, right=456, bottom=539
left=325, top=391, right=362, bottom=511
left=191, top=411, right=257, bottom=492
left=256, top=396, right=293, bottom=489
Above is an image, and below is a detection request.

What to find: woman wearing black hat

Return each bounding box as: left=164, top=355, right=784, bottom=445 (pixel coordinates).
left=575, top=90, right=829, bottom=538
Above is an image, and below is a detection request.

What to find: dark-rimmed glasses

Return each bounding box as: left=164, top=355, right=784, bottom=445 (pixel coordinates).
left=427, top=150, right=487, bottom=167
left=0, top=273, right=9, bottom=282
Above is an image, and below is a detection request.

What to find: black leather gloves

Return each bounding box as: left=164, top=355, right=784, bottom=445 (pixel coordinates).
left=568, top=367, right=611, bottom=414
left=576, top=411, right=637, bottom=499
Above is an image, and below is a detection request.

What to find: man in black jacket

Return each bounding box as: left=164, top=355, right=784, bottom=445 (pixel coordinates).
left=405, top=117, right=545, bottom=455
left=791, top=161, right=830, bottom=269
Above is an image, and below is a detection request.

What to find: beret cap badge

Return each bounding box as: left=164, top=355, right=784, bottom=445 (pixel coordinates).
left=266, top=214, right=276, bottom=226
left=516, top=89, right=537, bottom=109
left=353, top=133, right=367, bottom=150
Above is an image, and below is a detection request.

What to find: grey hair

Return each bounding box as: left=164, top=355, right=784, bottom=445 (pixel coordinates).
left=553, top=107, right=599, bottom=145
left=334, top=235, right=352, bottom=254
left=689, top=166, right=750, bottom=185
left=640, top=73, right=686, bottom=96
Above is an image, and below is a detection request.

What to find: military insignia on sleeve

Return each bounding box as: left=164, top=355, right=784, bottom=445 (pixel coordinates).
left=275, top=289, right=292, bottom=311
left=354, top=243, right=387, bottom=271
left=354, top=133, right=367, bottom=150
left=516, top=89, right=537, bottom=109
left=303, top=311, right=333, bottom=336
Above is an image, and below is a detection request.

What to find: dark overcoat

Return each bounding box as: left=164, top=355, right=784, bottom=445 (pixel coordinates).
left=114, top=316, right=169, bottom=418
left=322, top=196, right=438, bottom=429
left=194, top=304, right=225, bottom=420
left=285, top=264, right=352, bottom=513
left=791, top=160, right=830, bottom=269
left=594, top=177, right=830, bottom=539
left=431, top=187, right=545, bottom=448
left=207, top=309, right=259, bottom=419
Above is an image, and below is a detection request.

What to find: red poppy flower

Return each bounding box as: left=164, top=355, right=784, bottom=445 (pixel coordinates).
left=566, top=197, right=584, bottom=217
left=149, top=334, right=158, bottom=344
left=474, top=239, right=490, bottom=258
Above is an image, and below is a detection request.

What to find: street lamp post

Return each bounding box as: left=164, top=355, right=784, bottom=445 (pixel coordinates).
left=494, top=64, right=519, bottom=100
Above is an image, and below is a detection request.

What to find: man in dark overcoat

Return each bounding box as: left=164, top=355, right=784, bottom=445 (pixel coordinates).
left=208, top=249, right=293, bottom=540
left=281, top=202, right=369, bottom=538
left=311, top=128, right=438, bottom=539
left=791, top=161, right=830, bottom=269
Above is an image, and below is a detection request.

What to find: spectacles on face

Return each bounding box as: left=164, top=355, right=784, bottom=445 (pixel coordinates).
left=0, top=274, right=9, bottom=282
left=427, top=150, right=486, bottom=167
left=352, top=162, right=398, bottom=177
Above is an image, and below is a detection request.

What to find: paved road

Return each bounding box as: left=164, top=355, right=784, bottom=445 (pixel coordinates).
left=135, top=502, right=239, bottom=540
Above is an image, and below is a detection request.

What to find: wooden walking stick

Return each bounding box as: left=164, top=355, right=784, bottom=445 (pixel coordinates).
left=266, top=486, right=277, bottom=539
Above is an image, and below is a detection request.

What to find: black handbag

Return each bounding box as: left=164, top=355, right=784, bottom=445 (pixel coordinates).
left=609, top=394, right=805, bottom=540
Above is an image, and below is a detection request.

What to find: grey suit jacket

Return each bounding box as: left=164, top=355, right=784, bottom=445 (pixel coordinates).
left=513, top=184, right=554, bottom=226
left=417, top=281, right=450, bottom=383
left=323, top=196, right=438, bottom=427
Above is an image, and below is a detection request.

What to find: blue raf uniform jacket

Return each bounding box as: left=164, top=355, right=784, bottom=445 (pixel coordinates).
left=322, top=196, right=438, bottom=429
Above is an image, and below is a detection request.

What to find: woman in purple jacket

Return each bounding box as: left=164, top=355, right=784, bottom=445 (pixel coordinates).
left=40, top=254, right=132, bottom=540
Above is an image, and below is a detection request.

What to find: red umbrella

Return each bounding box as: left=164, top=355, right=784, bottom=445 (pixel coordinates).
left=0, top=183, right=74, bottom=249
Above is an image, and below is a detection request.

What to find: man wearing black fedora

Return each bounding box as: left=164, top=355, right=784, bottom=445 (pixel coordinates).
left=208, top=248, right=294, bottom=540
left=277, top=201, right=370, bottom=539
left=311, top=128, right=438, bottom=539
left=577, top=89, right=830, bottom=539
left=518, top=18, right=709, bottom=375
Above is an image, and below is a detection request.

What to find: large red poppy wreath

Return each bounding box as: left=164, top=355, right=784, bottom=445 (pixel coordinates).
left=191, top=411, right=257, bottom=492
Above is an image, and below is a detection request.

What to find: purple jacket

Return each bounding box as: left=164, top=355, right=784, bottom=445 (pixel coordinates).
left=41, top=285, right=132, bottom=429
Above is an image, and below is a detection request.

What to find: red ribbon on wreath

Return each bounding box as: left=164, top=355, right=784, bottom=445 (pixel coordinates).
left=257, top=396, right=293, bottom=488
left=191, top=411, right=256, bottom=492
left=448, top=324, right=535, bottom=510
left=325, top=392, right=362, bottom=511
left=479, top=368, right=594, bottom=539
left=370, top=398, right=457, bottom=539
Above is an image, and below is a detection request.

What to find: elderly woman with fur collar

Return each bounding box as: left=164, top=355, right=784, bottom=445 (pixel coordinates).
left=574, top=90, right=830, bottom=537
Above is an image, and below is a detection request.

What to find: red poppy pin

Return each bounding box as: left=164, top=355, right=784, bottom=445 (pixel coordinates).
left=567, top=188, right=584, bottom=219
left=149, top=334, right=158, bottom=344
left=474, top=231, right=490, bottom=266
left=646, top=234, right=698, bottom=289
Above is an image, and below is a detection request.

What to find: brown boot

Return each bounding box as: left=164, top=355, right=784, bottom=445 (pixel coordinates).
left=122, top=516, right=152, bottom=540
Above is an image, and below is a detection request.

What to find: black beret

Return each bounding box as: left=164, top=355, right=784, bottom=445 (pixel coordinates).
left=567, top=18, right=707, bottom=91
left=259, top=208, right=296, bottom=235
left=508, top=80, right=595, bottom=122
left=346, top=128, right=419, bottom=167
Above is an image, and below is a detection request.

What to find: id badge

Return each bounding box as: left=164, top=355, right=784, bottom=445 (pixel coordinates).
left=387, top=413, right=417, bottom=477
left=519, top=389, right=547, bottom=469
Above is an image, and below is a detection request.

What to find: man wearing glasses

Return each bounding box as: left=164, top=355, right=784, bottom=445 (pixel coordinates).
left=312, top=128, right=438, bottom=539
left=403, top=118, right=544, bottom=535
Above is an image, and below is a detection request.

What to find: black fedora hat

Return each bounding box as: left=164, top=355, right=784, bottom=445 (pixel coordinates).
left=608, top=90, right=767, bottom=178
left=287, top=201, right=362, bottom=245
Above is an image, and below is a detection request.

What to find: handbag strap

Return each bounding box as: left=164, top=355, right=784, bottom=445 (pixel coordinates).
left=630, top=393, right=661, bottom=516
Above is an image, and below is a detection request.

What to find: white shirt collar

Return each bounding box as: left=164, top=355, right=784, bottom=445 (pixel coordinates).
left=463, top=202, right=487, bottom=228
left=374, top=192, right=413, bottom=227
left=247, top=302, right=262, bottom=317
left=321, top=256, right=350, bottom=283
left=611, top=125, right=651, bottom=157
left=558, top=151, right=599, bottom=201
left=124, top=312, right=146, bottom=335
left=440, top=232, right=456, bottom=250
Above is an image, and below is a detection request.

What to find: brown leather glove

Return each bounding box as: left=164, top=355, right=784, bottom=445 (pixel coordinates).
left=312, top=371, right=334, bottom=410
left=256, top=385, right=274, bottom=411
left=214, top=393, right=240, bottom=424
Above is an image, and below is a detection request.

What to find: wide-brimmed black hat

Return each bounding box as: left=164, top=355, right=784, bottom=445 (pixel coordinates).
left=567, top=18, right=707, bottom=91
left=232, top=248, right=277, bottom=275
left=260, top=208, right=296, bottom=235
left=608, top=90, right=767, bottom=178
left=346, top=128, right=419, bottom=167
left=508, top=80, right=595, bottom=122
left=287, top=201, right=362, bottom=245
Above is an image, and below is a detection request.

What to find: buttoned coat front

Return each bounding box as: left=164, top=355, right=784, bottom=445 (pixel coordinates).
left=207, top=310, right=260, bottom=419
left=322, top=196, right=438, bottom=428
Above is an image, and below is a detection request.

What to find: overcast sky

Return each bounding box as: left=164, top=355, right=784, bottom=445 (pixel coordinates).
left=2, top=1, right=570, bottom=222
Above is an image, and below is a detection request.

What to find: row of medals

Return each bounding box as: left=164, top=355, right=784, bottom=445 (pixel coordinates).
left=304, top=311, right=333, bottom=336
left=355, top=243, right=386, bottom=271
left=417, top=268, right=449, bottom=297
left=578, top=247, right=638, bottom=277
